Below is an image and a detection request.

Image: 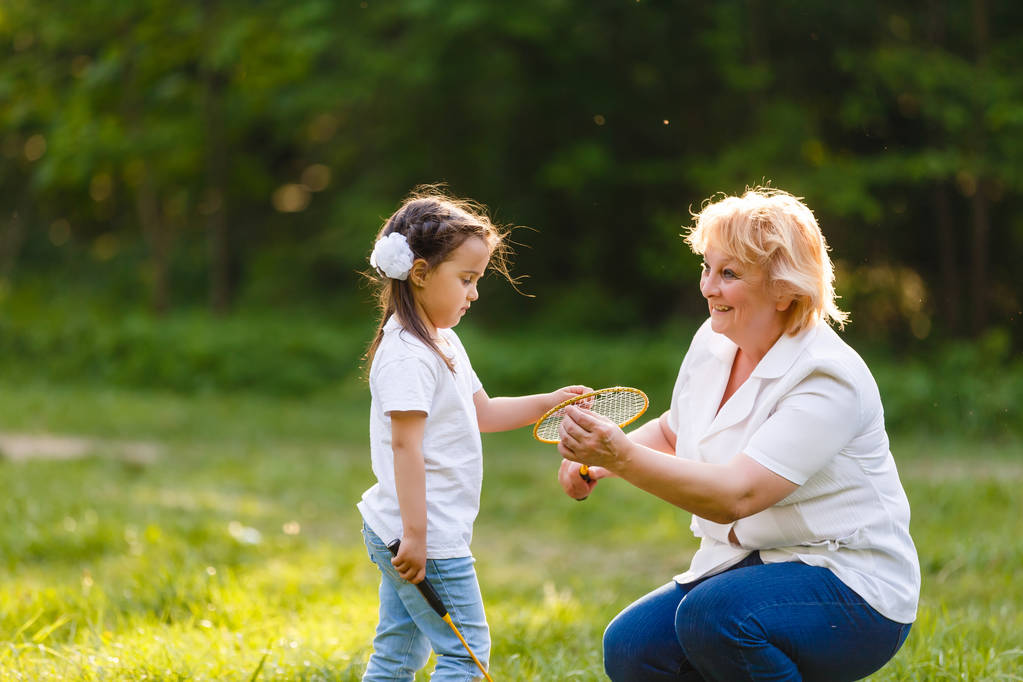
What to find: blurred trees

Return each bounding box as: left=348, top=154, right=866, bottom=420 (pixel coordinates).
left=2, top=0, right=1022, bottom=345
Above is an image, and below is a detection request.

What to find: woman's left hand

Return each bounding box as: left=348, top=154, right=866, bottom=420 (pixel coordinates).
left=557, top=404, right=631, bottom=473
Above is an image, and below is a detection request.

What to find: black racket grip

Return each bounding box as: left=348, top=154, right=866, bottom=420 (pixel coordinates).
left=387, top=539, right=448, bottom=618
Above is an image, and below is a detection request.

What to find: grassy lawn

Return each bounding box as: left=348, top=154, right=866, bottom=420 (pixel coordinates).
left=1, top=380, right=1021, bottom=680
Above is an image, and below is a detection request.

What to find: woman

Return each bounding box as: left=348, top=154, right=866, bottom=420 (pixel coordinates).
left=557, top=188, right=919, bottom=681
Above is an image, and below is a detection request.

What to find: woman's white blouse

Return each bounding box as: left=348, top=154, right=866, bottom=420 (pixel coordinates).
left=667, top=319, right=920, bottom=623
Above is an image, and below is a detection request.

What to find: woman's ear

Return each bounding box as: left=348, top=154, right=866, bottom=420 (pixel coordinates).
left=409, top=258, right=430, bottom=287
left=772, top=285, right=796, bottom=312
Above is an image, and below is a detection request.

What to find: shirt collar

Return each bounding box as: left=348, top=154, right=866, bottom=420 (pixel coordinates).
left=751, top=322, right=820, bottom=378
left=705, top=321, right=820, bottom=379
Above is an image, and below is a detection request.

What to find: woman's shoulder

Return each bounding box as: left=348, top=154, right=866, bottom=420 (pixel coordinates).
left=795, top=324, right=881, bottom=401
left=803, top=325, right=871, bottom=372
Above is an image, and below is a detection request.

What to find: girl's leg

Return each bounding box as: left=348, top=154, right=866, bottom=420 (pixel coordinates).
left=363, top=524, right=490, bottom=682
left=425, top=555, right=491, bottom=682
left=676, top=561, right=912, bottom=682
left=362, top=572, right=433, bottom=681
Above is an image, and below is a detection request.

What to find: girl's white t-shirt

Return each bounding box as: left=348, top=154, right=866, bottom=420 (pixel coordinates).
left=358, top=316, right=483, bottom=559
left=668, top=319, right=920, bottom=624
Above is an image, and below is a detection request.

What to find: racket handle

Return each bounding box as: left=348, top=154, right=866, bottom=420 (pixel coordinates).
left=386, top=539, right=448, bottom=618
left=576, top=464, right=591, bottom=501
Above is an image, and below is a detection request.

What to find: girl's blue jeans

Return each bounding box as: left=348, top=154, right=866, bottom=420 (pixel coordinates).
left=361, top=523, right=490, bottom=681
left=603, top=552, right=912, bottom=681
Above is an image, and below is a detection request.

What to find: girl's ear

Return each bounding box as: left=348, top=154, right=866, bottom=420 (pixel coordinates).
left=409, top=258, right=430, bottom=287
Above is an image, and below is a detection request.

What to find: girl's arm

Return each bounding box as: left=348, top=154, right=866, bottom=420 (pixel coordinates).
left=472, top=385, right=590, bottom=433
left=558, top=410, right=676, bottom=499
left=558, top=405, right=797, bottom=522
left=389, top=410, right=428, bottom=584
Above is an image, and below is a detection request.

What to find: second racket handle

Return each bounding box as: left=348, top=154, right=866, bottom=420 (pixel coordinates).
left=386, top=539, right=448, bottom=618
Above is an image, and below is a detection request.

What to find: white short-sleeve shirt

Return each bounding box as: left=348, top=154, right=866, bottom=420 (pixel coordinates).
left=668, top=319, right=920, bottom=623
left=357, top=316, right=483, bottom=559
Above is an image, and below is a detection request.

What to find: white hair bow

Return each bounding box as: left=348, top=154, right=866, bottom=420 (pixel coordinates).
left=370, top=232, right=415, bottom=280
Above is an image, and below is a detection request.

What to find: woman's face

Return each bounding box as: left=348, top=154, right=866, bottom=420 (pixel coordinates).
left=699, top=246, right=788, bottom=353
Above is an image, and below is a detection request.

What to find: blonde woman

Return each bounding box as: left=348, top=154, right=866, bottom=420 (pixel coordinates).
left=557, top=188, right=919, bottom=681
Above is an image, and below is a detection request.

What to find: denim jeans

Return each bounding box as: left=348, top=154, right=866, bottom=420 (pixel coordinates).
left=603, top=552, right=912, bottom=681
left=362, top=523, right=490, bottom=681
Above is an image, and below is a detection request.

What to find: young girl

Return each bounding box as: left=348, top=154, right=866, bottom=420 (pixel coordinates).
left=358, top=188, right=586, bottom=681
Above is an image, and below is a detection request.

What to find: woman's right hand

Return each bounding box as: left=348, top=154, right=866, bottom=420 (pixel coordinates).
left=392, top=534, right=427, bottom=584
left=558, top=459, right=610, bottom=500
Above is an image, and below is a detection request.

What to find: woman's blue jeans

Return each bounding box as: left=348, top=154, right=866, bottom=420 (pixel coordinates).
left=603, top=552, right=911, bottom=681
left=361, top=523, right=490, bottom=681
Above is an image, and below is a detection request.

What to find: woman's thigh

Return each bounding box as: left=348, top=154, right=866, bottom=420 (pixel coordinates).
left=603, top=552, right=766, bottom=682
left=676, top=561, right=911, bottom=681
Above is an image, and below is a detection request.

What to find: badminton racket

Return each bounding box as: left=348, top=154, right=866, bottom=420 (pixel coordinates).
left=533, top=386, right=649, bottom=481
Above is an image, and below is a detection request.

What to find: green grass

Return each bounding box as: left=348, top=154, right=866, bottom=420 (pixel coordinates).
left=0, top=380, right=1021, bottom=680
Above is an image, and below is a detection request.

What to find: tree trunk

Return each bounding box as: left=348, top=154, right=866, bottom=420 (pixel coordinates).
left=0, top=209, right=25, bottom=281
left=933, top=185, right=961, bottom=334
left=201, top=0, right=232, bottom=316
left=203, top=68, right=231, bottom=316
left=970, top=0, right=990, bottom=334
left=969, top=183, right=989, bottom=334
left=135, top=174, right=172, bottom=315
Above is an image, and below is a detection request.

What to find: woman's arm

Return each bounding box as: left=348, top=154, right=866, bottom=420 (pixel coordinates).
left=390, top=410, right=428, bottom=584
left=627, top=411, right=677, bottom=453
left=473, top=385, right=590, bottom=433
left=558, top=405, right=797, bottom=522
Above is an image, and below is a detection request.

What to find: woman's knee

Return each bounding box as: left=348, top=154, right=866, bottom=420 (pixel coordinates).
left=603, top=605, right=685, bottom=682
left=675, top=581, right=753, bottom=657
left=602, top=614, right=634, bottom=680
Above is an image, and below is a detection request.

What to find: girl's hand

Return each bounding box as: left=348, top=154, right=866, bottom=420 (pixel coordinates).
left=548, top=385, right=592, bottom=410
left=392, top=534, right=427, bottom=584
left=557, top=404, right=632, bottom=473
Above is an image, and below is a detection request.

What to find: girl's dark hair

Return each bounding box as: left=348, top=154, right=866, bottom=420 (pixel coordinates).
left=365, top=185, right=517, bottom=372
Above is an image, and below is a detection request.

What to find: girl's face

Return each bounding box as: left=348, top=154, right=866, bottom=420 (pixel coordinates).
left=413, top=236, right=491, bottom=335
left=699, top=246, right=789, bottom=354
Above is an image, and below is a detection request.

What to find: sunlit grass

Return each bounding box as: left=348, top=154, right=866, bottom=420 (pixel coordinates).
left=0, top=381, right=1020, bottom=680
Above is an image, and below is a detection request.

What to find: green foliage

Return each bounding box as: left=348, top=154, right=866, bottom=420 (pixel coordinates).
left=1, top=291, right=1020, bottom=439
left=2, top=0, right=1022, bottom=340
left=869, top=328, right=1023, bottom=439
left=0, top=295, right=367, bottom=395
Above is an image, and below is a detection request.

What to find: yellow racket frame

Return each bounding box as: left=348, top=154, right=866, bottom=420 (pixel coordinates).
left=532, top=386, right=649, bottom=444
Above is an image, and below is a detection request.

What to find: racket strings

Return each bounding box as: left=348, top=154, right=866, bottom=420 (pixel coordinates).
left=534, top=388, right=647, bottom=442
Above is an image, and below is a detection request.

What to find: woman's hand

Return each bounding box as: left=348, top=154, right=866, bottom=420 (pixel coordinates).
left=557, top=404, right=632, bottom=473
left=557, top=459, right=612, bottom=499
left=392, top=534, right=427, bottom=584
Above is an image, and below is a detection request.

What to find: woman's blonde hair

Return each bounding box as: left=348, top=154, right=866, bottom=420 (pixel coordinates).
left=684, top=186, right=848, bottom=335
